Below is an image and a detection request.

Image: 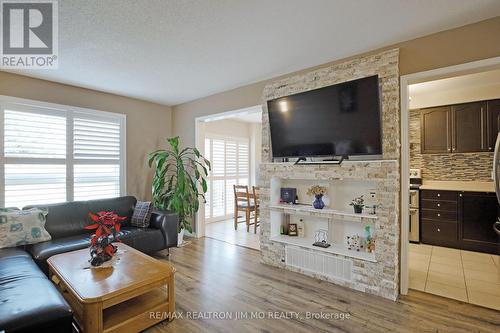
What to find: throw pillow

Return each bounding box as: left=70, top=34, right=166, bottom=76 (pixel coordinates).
left=0, top=208, right=51, bottom=248
left=131, top=201, right=153, bottom=228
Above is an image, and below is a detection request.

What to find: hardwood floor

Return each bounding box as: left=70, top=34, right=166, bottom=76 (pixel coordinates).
left=147, top=237, right=500, bottom=333
left=205, top=219, right=260, bottom=250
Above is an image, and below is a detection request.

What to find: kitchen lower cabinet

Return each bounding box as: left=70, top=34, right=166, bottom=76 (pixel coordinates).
left=420, top=189, right=499, bottom=255
left=459, top=191, right=500, bottom=254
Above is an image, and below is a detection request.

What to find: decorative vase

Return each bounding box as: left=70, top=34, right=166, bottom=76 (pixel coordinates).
left=353, top=205, right=363, bottom=214
left=313, top=194, right=325, bottom=209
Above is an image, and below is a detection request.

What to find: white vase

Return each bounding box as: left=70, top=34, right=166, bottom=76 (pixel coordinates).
left=177, top=228, right=185, bottom=247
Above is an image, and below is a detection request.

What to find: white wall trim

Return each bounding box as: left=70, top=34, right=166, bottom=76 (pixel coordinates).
left=399, top=55, right=500, bottom=295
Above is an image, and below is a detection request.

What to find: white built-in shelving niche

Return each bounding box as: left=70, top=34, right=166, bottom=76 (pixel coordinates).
left=269, top=178, right=378, bottom=262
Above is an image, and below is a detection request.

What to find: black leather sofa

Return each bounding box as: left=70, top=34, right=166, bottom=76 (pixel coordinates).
left=0, top=196, right=178, bottom=333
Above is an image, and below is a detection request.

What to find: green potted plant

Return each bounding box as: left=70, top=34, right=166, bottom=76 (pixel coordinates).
left=148, top=136, right=210, bottom=245
left=349, top=195, right=365, bottom=214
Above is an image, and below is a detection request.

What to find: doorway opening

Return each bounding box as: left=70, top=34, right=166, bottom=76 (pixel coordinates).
left=195, top=105, right=262, bottom=250
left=401, top=57, right=500, bottom=311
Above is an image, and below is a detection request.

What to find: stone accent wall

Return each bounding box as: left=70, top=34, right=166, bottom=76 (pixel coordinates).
left=261, top=48, right=400, bottom=162
left=259, top=161, right=400, bottom=300
left=409, top=109, right=493, bottom=181
left=258, top=49, right=401, bottom=300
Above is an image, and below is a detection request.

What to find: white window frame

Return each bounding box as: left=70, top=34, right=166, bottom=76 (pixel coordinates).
left=204, top=133, right=249, bottom=223
left=0, top=95, right=126, bottom=207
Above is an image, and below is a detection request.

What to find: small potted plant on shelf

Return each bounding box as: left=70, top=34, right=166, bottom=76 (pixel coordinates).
left=307, top=185, right=327, bottom=209
left=350, top=195, right=365, bottom=214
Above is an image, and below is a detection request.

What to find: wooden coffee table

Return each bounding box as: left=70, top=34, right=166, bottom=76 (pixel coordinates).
left=47, top=243, right=175, bottom=333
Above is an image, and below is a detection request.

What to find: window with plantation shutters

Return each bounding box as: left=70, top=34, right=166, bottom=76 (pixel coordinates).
left=0, top=97, right=126, bottom=208
left=204, top=135, right=249, bottom=222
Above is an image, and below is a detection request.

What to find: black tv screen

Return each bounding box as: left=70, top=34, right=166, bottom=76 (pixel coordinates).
left=267, top=75, right=382, bottom=158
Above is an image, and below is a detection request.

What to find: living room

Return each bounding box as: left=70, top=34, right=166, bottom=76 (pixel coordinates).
left=1, top=1, right=499, bottom=333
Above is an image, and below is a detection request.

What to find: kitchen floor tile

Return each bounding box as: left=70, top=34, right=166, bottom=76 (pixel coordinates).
left=409, top=243, right=432, bottom=255
left=491, top=255, right=499, bottom=267
left=409, top=276, right=426, bottom=291
left=409, top=258, right=430, bottom=272
left=468, top=290, right=500, bottom=311
left=429, top=261, right=464, bottom=276
left=425, top=280, right=468, bottom=302
left=430, top=254, right=461, bottom=266
left=410, top=252, right=431, bottom=262
left=461, top=250, right=494, bottom=264
left=462, top=260, right=499, bottom=273
left=427, top=271, right=466, bottom=288
left=466, top=278, right=500, bottom=297
left=432, top=246, right=461, bottom=260
left=463, top=268, right=500, bottom=284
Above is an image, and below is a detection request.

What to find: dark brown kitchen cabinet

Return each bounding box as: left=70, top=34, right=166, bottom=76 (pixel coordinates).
left=451, top=102, right=487, bottom=153
left=420, top=106, right=451, bottom=154
left=459, top=191, right=500, bottom=254
left=420, top=189, right=500, bottom=255
left=487, top=99, right=500, bottom=151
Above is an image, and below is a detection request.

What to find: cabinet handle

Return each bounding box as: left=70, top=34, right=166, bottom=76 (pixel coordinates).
left=437, top=213, right=441, bottom=217
left=437, top=228, right=441, bottom=232
left=459, top=193, right=463, bottom=197
left=437, top=203, right=441, bottom=207
left=437, top=194, right=441, bottom=197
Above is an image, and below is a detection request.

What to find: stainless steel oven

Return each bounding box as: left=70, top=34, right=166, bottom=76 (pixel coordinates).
left=409, top=189, right=420, bottom=242
left=409, top=168, right=421, bottom=243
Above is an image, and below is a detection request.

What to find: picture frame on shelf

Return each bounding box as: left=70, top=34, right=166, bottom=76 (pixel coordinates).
left=288, top=223, right=298, bottom=236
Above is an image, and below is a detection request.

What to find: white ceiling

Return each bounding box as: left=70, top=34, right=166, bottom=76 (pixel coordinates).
left=7, top=0, right=500, bottom=106
left=410, top=69, right=500, bottom=96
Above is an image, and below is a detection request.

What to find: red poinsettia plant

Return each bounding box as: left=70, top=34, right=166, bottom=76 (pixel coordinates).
left=84, top=211, right=127, bottom=266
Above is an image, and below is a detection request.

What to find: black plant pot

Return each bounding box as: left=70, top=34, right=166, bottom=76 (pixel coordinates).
left=353, top=205, right=363, bottom=214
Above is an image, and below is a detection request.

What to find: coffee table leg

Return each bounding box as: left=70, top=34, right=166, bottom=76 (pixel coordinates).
left=83, top=302, right=103, bottom=333
left=168, top=274, right=175, bottom=321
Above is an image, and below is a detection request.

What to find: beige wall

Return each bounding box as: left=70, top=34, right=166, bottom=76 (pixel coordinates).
left=0, top=71, right=172, bottom=200
left=204, top=119, right=251, bottom=138
left=172, top=16, right=500, bottom=148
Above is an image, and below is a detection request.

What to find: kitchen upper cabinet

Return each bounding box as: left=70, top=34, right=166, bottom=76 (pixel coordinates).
left=451, top=102, right=487, bottom=153
left=487, top=99, right=500, bottom=151
left=420, top=106, right=451, bottom=154
left=459, top=191, right=499, bottom=254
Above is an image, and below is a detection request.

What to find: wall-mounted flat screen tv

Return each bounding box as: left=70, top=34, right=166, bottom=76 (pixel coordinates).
left=267, top=75, right=382, bottom=158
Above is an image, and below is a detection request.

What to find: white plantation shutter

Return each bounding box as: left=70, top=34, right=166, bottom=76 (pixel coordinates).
left=237, top=141, right=249, bottom=185
left=5, top=164, right=66, bottom=207
left=204, top=135, right=250, bottom=222
left=4, top=110, right=66, bottom=158
left=73, top=114, right=122, bottom=200
left=0, top=98, right=126, bottom=208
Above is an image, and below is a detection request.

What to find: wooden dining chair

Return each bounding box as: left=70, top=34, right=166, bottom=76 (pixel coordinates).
left=233, top=185, right=257, bottom=232
left=251, top=186, right=260, bottom=233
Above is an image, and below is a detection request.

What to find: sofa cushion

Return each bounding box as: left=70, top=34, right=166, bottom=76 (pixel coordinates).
left=131, top=201, right=153, bottom=228
left=25, top=196, right=137, bottom=239
left=25, top=234, right=92, bottom=274
left=0, top=208, right=51, bottom=249
left=0, top=249, right=73, bottom=333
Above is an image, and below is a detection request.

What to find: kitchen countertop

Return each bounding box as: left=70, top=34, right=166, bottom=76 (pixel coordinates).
left=419, top=180, right=495, bottom=192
